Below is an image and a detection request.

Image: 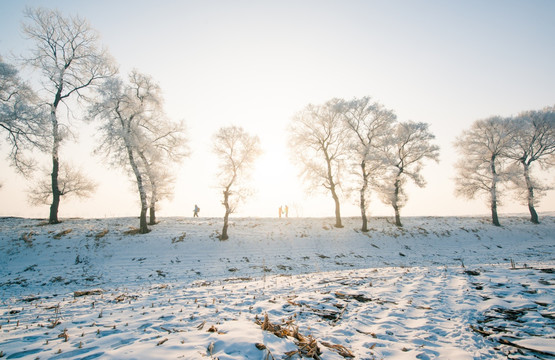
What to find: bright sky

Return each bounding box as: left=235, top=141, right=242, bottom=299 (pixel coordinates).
left=1, top=0, right=554, bottom=219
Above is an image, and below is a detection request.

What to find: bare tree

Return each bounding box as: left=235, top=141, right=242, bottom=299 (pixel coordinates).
left=454, top=116, right=514, bottom=226
left=22, top=7, right=115, bottom=224
left=89, top=71, right=177, bottom=234
left=213, top=126, right=261, bottom=240
left=289, top=98, right=349, bottom=228
left=342, top=96, right=396, bottom=232
left=27, top=163, right=96, bottom=205
left=0, top=55, right=47, bottom=174
left=505, top=107, right=555, bottom=224
left=376, top=121, right=439, bottom=227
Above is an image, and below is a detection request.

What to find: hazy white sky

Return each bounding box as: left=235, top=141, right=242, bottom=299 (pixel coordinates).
left=1, top=0, right=554, bottom=219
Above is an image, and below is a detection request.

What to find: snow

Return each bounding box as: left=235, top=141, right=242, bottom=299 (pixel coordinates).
left=1, top=215, right=554, bottom=359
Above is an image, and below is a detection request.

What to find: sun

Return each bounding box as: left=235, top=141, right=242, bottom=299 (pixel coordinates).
left=247, top=136, right=302, bottom=217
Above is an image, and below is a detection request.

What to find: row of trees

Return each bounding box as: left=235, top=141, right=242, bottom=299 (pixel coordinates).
left=0, top=7, right=262, bottom=238
left=0, top=8, right=190, bottom=234
left=455, top=108, right=555, bottom=226
left=289, top=97, right=439, bottom=230
left=288, top=97, right=554, bottom=231
left=2, top=8, right=554, bottom=238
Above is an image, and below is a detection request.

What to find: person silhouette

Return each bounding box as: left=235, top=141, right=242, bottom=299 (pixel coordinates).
left=193, top=204, right=200, bottom=217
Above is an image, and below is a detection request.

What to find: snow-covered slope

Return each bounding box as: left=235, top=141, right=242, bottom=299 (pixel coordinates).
left=1, top=216, right=554, bottom=359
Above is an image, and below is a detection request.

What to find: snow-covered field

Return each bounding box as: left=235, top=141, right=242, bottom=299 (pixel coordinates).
left=1, top=215, right=554, bottom=359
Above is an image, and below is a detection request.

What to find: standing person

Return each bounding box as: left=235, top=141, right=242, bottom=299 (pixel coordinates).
left=193, top=204, right=200, bottom=217
left=285, top=205, right=289, bottom=218
left=279, top=206, right=283, bottom=218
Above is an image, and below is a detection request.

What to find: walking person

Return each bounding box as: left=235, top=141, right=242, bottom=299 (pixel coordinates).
left=193, top=204, right=200, bottom=217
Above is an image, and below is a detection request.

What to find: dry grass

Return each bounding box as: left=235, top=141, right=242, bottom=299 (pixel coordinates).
left=53, top=229, right=72, bottom=239
left=171, top=232, right=186, bottom=243
left=123, top=228, right=141, bottom=235
left=74, top=289, right=103, bottom=298
left=95, top=229, right=109, bottom=239
left=256, top=313, right=354, bottom=359
left=20, top=231, right=36, bottom=246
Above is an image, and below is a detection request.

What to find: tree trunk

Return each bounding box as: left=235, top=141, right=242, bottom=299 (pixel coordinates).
left=49, top=155, right=61, bottom=224
left=137, top=191, right=149, bottom=233
left=328, top=161, right=343, bottom=228
left=138, top=152, right=157, bottom=226
left=490, top=157, right=501, bottom=227
left=491, top=200, right=500, bottom=226
left=139, top=206, right=148, bottom=233
left=148, top=182, right=156, bottom=225
left=393, top=206, right=401, bottom=227
left=323, top=150, right=342, bottom=228
left=360, top=161, right=369, bottom=232
left=136, top=182, right=149, bottom=233
left=221, top=210, right=230, bottom=240
left=149, top=205, right=156, bottom=225
left=49, top=105, right=61, bottom=224
left=137, top=187, right=149, bottom=233
left=332, top=189, right=342, bottom=228
left=126, top=142, right=149, bottom=234
left=393, top=176, right=402, bottom=227
left=528, top=201, right=539, bottom=225
left=523, top=163, right=539, bottom=224
left=221, top=189, right=230, bottom=240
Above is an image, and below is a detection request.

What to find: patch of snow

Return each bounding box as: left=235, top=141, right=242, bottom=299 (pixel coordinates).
left=1, top=216, right=554, bottom=358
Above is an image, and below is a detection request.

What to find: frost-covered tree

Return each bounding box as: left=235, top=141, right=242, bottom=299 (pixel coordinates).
left=454, top=116, right=514, bottom=226
left=342, top=96, right=396, bottom=232
left=0, top=55, right=47, bottom=174
left=505, top=107, right=555, bottom=224
left=89, top=71, right=185, bottom=234
left=376, top=121, right=439, bottom=227
left=22, top=8, right=116, bottom=224
left=289, top=98, right=349, bottom=228
left=213, top=126, right=261, bottom=240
